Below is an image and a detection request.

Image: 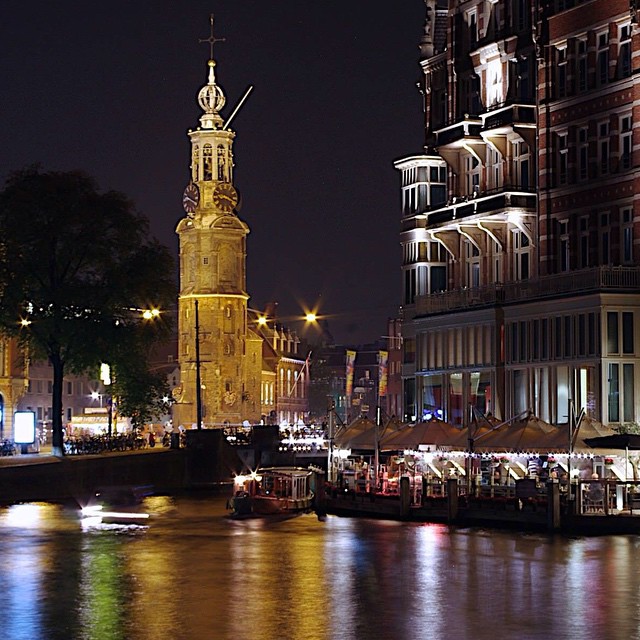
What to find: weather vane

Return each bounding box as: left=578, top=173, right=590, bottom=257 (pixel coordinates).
left=199, top=13, right=225, bottom=60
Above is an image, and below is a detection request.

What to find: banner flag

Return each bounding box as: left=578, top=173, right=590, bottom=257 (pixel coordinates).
left=378, top=350, right=388, bottom=398
left=345, top=350, right=356, bottom=397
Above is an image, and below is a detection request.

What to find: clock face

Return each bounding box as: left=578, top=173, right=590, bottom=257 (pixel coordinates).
left=213, top=182, right=238, bottom=212
left=182, top=182, right=200, bottom=214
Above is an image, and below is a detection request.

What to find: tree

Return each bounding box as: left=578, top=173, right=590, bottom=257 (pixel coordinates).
left=108, top=341, right=172, bottom=432
left=0, top=167, right=177, bottom=455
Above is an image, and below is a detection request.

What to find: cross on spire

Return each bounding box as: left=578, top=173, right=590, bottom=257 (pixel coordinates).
left=199, top=13, right=225, bottom=60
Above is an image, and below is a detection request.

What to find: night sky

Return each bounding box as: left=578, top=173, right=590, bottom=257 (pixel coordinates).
left=1, top=1, right=426, bottom=345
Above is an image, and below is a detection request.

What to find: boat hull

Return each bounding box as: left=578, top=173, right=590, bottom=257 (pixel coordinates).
left=228, top=467, right=316, bottom=518
left=251, top=495, right=314, bottom=515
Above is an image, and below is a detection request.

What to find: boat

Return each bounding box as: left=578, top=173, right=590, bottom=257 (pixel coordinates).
left=80, top=485, right=153, bottom=525
left=228, top=467, right=315, bottom=518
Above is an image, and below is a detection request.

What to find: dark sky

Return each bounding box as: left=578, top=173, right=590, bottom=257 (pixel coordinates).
left=1, top=1, right=426, bottom=345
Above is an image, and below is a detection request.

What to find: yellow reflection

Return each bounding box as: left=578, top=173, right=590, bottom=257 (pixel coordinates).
left=2, top=502, right=51, bottom=528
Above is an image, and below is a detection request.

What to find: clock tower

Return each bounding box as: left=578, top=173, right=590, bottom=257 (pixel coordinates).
left=174, top=17, right=262, bottom=428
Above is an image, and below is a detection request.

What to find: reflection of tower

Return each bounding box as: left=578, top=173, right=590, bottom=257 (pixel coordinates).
left=174, top=16, right=261, bottom=428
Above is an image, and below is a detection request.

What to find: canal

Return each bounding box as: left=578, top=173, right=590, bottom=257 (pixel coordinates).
left=1, top=493, right=639, bottom=640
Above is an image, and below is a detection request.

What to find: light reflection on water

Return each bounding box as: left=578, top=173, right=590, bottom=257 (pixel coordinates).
left=1, top=496, right=640, bottom=640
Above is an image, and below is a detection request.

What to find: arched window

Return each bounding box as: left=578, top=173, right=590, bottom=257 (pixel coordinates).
left=192, top=145, right=199, bottom=181
left=203, top=144, right=213, bottom=180
left=217, top=145, right=226, bottom=181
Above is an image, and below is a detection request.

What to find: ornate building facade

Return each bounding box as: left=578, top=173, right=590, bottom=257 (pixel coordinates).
left=0, top=339, right=28, bottom=440
left=397, top=0, right=640, bottom=429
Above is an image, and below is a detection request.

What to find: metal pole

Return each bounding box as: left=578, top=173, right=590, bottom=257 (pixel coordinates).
left=107, top=396, right=112, bottom=439
left=568, top=399, right=576, bottom=510
left=195, top=300, right=203, bottom=430
left=327, top=398, right=335, bottom=483
left=375, top=405, right=381, bottom=492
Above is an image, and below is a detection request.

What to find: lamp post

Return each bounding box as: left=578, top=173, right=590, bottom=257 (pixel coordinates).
left=195, top=300, right=203, bottom=430
left=99, top=363, right=112, bottom=438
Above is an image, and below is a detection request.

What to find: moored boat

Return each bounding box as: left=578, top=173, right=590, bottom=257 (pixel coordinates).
left=228, top=467, right=315, bottom=518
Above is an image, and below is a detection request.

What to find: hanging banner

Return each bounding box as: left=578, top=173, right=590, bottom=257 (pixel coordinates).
left=378, top=350, right=389, bottom=398
left=345, top=350, right=356, bottom=397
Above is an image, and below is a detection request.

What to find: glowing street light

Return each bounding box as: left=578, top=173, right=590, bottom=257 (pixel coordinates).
left=142, top=308, right=160, bottom=320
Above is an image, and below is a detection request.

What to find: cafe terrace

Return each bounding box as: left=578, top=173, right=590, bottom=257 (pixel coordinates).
left=325, top=414, right=640, bottom=533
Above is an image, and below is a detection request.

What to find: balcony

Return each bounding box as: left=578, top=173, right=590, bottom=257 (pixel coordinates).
left=412, top=267, right=640, bottom=317
left=435, top=120, right=483, bottom=146
left=422, top=189, right=536, bottom=227
left=482, top=104, right=536, bottom=131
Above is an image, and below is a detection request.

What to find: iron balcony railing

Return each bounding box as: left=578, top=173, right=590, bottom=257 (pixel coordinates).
left=412, top=267, right=640, bottom=316
left=401, top=189, right=536, bottom=232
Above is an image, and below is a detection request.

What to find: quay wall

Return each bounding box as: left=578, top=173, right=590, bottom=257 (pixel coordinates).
left=0, top=450, right=189, bottom=505
left=0, top=430, right=256, bottom=505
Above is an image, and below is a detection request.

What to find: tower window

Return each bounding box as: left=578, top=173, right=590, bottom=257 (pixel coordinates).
left=203, top=144, right=213, bottom=180
left=217, top=145, right=226, bottom=181
left=192, top=145, right=199, bottom=182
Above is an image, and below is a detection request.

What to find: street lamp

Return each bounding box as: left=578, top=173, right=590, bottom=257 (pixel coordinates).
left=100, top=363, right=113, bottom=438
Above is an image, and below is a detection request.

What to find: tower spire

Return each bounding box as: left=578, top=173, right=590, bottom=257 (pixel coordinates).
left=198, top=13, right=225, bottom=61
left=196, top=14, right=227, bottom=130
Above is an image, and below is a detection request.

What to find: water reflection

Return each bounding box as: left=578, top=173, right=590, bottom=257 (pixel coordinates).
left=2, top=498, right=640, bottom=639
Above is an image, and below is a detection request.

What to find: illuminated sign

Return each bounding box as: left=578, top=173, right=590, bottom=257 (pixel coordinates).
left=14, top=411, right=36, bottom=444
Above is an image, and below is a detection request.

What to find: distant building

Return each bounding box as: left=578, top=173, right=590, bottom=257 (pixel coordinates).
left=308, top=340, right=392, bottom=424
left=249, top=304, right=309, bottom=426
left=384, top=317, right=403, bottom=420
left=396, top=1, right=640, bottom=428
left=17, top=360, right=102, bottom=440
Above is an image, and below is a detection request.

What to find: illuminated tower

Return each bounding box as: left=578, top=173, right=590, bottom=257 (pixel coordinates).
left=174, top=17, right=262, bottom=428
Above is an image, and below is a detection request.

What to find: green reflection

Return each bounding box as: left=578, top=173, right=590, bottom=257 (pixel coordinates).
left=79, top=534, right=128, bottom=640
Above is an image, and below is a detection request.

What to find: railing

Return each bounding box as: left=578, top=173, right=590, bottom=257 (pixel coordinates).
left=575, top=479, right=640, bottom=516
left=482, top=104, right=536, bottom=130
left=414, top=190, right=536, bottom=227
left=413, top=267, right=640, bottom=316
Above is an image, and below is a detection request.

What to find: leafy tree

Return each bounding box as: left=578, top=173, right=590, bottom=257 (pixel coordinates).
left=0, top=167, right=176, bottom=455
left=108, top=341, right=172, bottom=432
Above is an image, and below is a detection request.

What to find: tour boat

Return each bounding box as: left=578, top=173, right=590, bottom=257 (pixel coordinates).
left=228, top=467, right=315, bottom=518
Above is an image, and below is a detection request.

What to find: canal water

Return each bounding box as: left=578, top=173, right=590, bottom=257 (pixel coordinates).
left=1, top=494, right=639, bottom=640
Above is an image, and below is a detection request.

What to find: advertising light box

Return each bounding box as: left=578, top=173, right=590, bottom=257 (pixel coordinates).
left=14, top=411, right=36, bottom=444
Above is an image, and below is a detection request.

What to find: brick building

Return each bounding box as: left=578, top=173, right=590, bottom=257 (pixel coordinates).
left=396, top=0, right=640, bottom=429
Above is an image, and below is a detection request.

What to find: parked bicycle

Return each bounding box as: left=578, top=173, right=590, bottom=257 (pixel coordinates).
left=0, top=439, right=17, bottom=456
